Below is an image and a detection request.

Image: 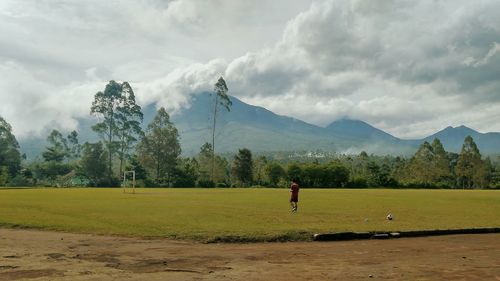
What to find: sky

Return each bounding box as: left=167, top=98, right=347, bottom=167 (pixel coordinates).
left=1, top=0, right=499, bottom=139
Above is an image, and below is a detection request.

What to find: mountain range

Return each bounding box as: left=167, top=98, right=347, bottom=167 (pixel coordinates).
left=19, top=93, right=500, bottom=159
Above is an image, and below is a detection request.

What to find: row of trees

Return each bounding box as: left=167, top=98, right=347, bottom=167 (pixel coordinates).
left=395, top=137, right=491, bottom=188
left=1, top=112, right=499, bottom=188
left=0, top=79, right=499, bottom=188
left=229, top=136, right=496, bottom=189
left=227, top=136, right=497, bottom=189
left=85, top=78, right=231, bottom=187
left=0, top=78, right=232, bottom=187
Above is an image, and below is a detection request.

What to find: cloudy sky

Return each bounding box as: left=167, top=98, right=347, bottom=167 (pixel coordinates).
left=1, top=0, right=499, bottom=139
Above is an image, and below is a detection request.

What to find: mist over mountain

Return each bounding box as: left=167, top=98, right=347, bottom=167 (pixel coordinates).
left=18, top=93, right=500, bottom=159
left=157, top=93, right=415, bottom=155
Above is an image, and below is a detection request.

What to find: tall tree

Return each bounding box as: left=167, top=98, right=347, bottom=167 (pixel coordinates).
left=366, top=161, right=382, bottom=186
left=431, top=138, right=453, bottom=185
left=172, top=158, right=198, bottom=187
left=456, top=136, right=484, bottom=188
left=287, top=163, right=302, bottom=183
left=391, top=156, right=408, bottom=184
left=196, top=142, right=229, bottom=186
left=403, top=139, right=452, bottom=187
left=197, top=142, right=213, bottom=185
left=404, top=141, right=435, bottom=186
left=79, top=142, right=107, bottom=186
left=211, top=77, right=231, bottom=182
left=323, top=161, right=351, bottom=187
left=42, top=130, right=69, bottom=162
left=91, top=80, right=124, bottom=181
left=0, top=116, right=21, bottom=179
left=0, top=166, right=8, bottom=186
left=136, top=108, right=180, bottom=186
left=253, top=155, right=268, bottom=186
left=67, top=130, right=82, bottom=160
left=351, top=151, right=370, bottom=180
left=116, top=82, right=143, bottom=176
left=91, top=81, right=143, bottom=181
left=232, top=148, right=253, bottom=186
left=478, top=157, right=493, bottom=188
left=265, top=162, right=285, bottom=186
left=125, top=155, right=148, bottom=181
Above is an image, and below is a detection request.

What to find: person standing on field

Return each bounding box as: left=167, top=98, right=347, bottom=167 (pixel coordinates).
left=290, top=178, right=299, bottom=213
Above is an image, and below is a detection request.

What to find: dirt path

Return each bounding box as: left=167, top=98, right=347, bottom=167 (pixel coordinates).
left=1, top=228, right=499, bottom=281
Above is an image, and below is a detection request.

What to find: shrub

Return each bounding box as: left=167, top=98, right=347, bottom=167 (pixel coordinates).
left=346, top=177, right=368, bottom=188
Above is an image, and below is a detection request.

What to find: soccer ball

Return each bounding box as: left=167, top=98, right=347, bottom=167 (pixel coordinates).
left=386, top=213, right=393, bottom=220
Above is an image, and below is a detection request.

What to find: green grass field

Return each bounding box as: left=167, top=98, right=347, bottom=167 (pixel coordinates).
left=0, top=188, right=499, bottom=242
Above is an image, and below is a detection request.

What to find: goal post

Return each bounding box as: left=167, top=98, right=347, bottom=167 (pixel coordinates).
left=123, top=170, right=136, bottom=194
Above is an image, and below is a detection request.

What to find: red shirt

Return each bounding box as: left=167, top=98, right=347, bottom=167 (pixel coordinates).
left=291, top=183, right=299, bottom=196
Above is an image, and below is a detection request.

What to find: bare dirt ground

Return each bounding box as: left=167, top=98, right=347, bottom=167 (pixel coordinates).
left=1, top=229, right=499, bottom=281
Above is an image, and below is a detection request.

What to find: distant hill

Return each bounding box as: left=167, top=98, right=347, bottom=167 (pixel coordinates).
left=326, top=119, right=398, bottom=141
left=421, top=125, right=500, bottom=154
left=169, top=93, right=418, bottom=155
left=171, top=93, right=337, bottom=155
left=17, top=92, right=500, bottom=158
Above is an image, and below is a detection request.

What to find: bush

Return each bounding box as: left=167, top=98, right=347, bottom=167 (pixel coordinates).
left=131, top=179, right=145, bottom=187
left=346, top=177, right=368, bottom=188
left=403, top=181, right=438, bottom=189
left=172, top=175, right=196, bottom=187
left=97, top=177, right=121, bottom=187
left=36, top=162, right=73, bottom=180
left=54, top=171, right=92, bottom=187
left=198, top=180, right=215, bottom=188
left=276, top=179, right=289, bottom=188
left=7, top=174, right=33, bottom=187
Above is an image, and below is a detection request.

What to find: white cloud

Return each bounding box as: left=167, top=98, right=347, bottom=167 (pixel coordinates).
left=1, top=0, right=500, bottom=141
left=135, top=59, right=228, bottom=113
left=0, top=0, right=310, bottom=137
left=0, top=61, right=102, bottom=137
left=222, top=0, right=500, bottom=138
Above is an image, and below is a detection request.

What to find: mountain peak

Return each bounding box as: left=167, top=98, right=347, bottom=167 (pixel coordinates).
left=455, top=125, right=473, bottom=131
left=327, top=118, right=365, bottom=125
left=326, top=118, right=397, bottom=140
left=422, top=124, right=483, bottom=152
left=438, top=125, right=477, bottom=134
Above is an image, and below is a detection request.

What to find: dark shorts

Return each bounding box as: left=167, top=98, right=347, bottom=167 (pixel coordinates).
left=290, top=196, right=298, bottom=203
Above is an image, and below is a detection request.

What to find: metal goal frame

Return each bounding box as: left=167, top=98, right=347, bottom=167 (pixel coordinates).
left=123, top=170, right=136, bottom=194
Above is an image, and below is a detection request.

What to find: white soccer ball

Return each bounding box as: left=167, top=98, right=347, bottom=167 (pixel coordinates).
left=386, top=213, right=393, bottom=220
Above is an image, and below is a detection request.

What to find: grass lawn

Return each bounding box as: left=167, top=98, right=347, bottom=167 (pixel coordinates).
left=0, top=188, right=499, bottom=242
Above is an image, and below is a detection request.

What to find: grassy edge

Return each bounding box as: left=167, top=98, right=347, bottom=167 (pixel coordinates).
left=0, top=222, right=316, bottom=243
left=3, top=222, right=499, bottom=244
left=204, top=231, right=314, bottom=243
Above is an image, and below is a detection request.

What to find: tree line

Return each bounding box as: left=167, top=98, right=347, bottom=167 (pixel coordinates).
left=1, top=80, right=499, bottom=189
left=223, top=136, right=498, bottom=189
